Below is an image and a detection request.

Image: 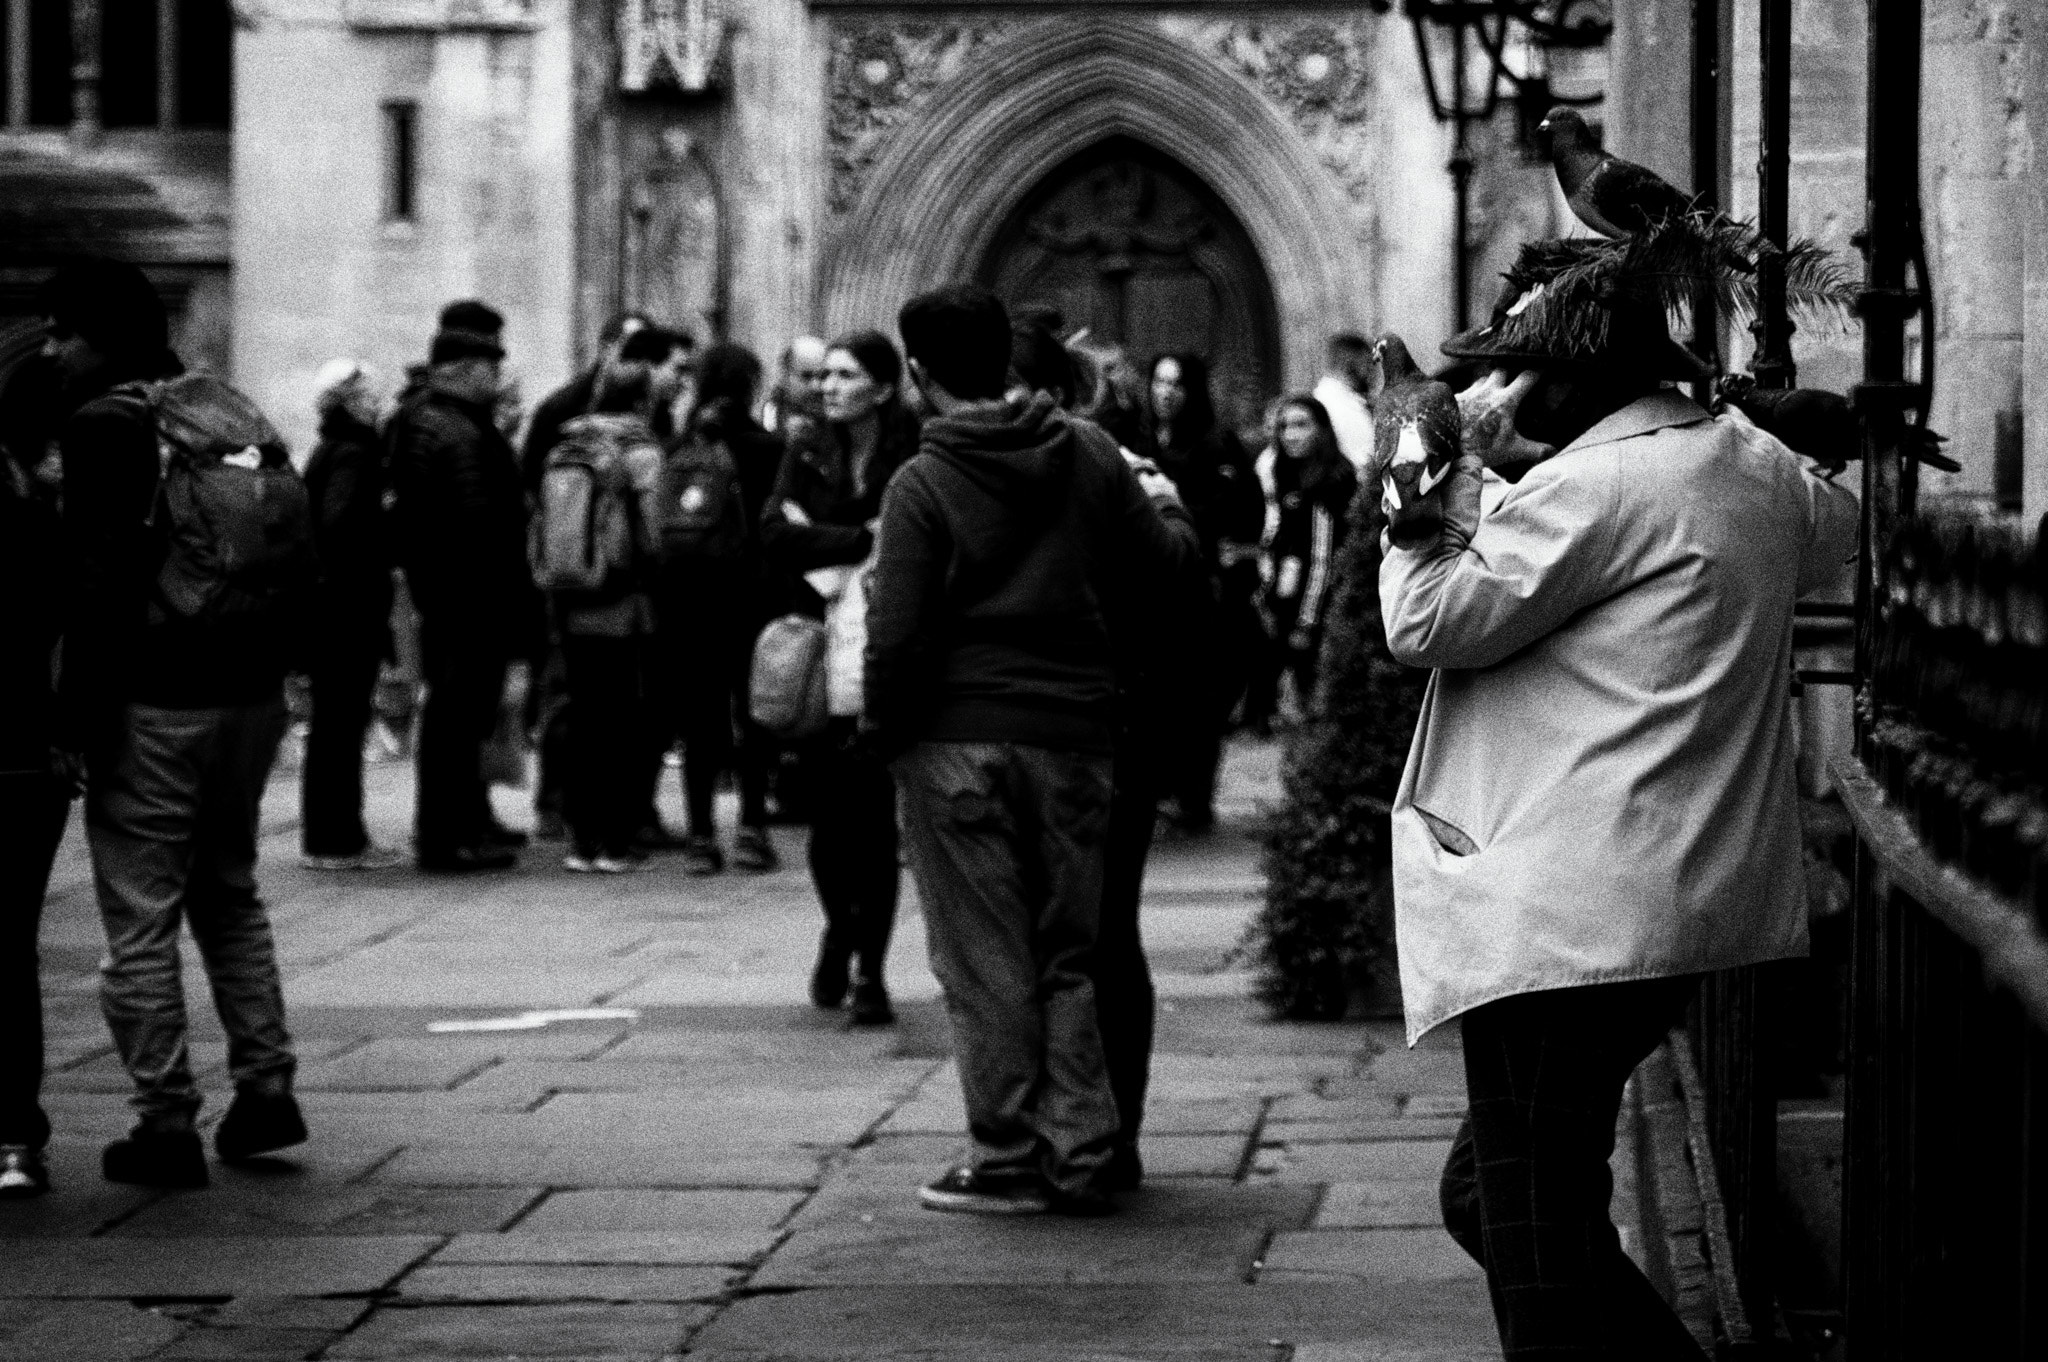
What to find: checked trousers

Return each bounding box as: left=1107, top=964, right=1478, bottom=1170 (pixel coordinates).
left=1441, top=975, right=1711, bottom=1361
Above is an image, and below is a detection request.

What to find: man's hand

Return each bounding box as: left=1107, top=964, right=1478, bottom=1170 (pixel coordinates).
left=1127, top=456, right=1182, bottom=508
left=1456, top=370, right=1557, bottom=470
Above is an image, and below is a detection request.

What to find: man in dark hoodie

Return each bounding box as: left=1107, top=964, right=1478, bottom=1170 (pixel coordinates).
left=867, top=285, right=1200, bottom=1216
left=45, top=260, right=306, bottom=1188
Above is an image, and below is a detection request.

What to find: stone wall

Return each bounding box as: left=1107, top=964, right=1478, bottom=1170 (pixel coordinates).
left=233, top=0, right=577, bottom=457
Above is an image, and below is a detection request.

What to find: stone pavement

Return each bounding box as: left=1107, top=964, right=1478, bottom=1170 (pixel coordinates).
left=5, top=738, right=1498, bottom=1361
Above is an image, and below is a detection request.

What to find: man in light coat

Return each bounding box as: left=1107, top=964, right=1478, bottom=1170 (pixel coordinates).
left=1379, top=295, right=1857, bottom=1358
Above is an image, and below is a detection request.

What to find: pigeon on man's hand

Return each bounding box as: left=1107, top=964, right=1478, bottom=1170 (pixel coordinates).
left=1372, top=336, right=1463, bottom=550
left=1540, top=107, right=1697, bottom=239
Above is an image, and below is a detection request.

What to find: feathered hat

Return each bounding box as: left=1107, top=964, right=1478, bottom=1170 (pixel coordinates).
left=1441, top=213, right=1857, bottom=383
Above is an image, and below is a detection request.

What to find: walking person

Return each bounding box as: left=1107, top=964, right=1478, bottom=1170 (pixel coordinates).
left=1379, top=251, right=1858, bottom=1356
left=300, top=360, right=402, bottom=870
left=533, top=348, right=667, bottom=873
left=760, top=331, right=919, bottom=1025
left=1249, top=395, right=1355, bottom=725
left=868, top=286, right=1200, bottom=1215
left=388, top=321, right=536, bottom=871
left=44, top=261, right=312, bottom=1186
left=655, top=342, right=782, bottom=875
left=0, top=353, right=73, bottom=1198
left=1142, top=353, right=1263, bottom=832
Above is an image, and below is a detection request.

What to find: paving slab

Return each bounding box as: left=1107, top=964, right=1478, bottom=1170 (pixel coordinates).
left=1261, top=1230, right=1483, bottom=1283
left=1138, top=1134, right=1250, bottom=1178
left=298, top=1038, right=507, bottom=1092
left=325, top=1302, right=709, bottom=1359
left=109, top=1184, right=542, bottom=1238
left=687, top=1282, right=1498, bottom=1358
left=152, top=1298, right=370, bottom=1361
left=528, top=1090, right=893, bottom=1146
left=1134, top=1099, right=1263, bottom=1136
left=1252, top=1140, right=1456, bottom=1185
left=371, top=1140, right=824, bottom=1189
left=1269, top=1117, right=1467, bottom=1144
left=435, top=1229, right=777, bottom=1265
left=395, top=1264, right=733, bottom=1303
left=1268, top=1094, right=1406, bottom=1123
left=0, top=1235, right=438, bottom=1297
left=759, top=1180, right=1315, bottom=1288
left=1291, top=1346, right=1500, bottom=1362
left=515, top=1189, right=805, bottom=1234
left=1314, top=1181, right=1446, bottom=1230
left=0, top=1300, right=188, bottom=1362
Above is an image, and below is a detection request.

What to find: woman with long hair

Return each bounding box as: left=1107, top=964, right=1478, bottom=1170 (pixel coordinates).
left=1249, top=394, right=1357, bottom=726
left=759, top=331, right=920, bottom=1025
left=654, top=341, right=785, bottom=876
left=1142, top=352, right=1264, bottom=832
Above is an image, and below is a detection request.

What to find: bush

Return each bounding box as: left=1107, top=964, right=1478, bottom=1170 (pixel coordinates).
left=1254, top=474, right=1427, bottom=1020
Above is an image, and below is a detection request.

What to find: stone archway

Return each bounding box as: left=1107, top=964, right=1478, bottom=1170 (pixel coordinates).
left=816, top=17, right=1367, bottom=391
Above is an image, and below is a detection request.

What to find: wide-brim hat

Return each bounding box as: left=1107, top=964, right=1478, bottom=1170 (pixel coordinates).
left=1443, top=216, right=1854, bottom=385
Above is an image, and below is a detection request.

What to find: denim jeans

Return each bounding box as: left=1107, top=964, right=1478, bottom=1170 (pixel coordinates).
left=0, top=771, right=71, bottom=1148
left=894, top=740, right=1120, bottom=1196
left=85, top=700, right=296, bottom=1123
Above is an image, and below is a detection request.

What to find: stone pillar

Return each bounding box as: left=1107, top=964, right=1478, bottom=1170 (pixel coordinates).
left=1920, top=0, right=2030, bottom=509
left=1605, top=0, right=1696, bottom=185
left=2013, top=7, right=2048, bottom=524
left=69, top=0, right=100, bottom=143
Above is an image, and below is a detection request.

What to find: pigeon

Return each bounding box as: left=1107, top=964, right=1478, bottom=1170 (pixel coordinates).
left=1371, top=335, right=1463, bottom=550
left=1715, top=374, right=1958, bottom=474
left=1540, top=107, right=1698, bottom=239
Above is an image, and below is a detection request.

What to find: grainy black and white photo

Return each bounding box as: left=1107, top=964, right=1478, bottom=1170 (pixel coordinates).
left=0, top=0, right=2041, bottom=1356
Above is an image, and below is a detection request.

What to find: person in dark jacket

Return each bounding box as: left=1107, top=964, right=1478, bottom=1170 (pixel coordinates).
left=44, top=260, right=306, bottom=1188
left=388, top=325, right=534, bottom=872
left=1143, top=353, right=1265, bottom=832
left=299, top=360, right=400, bottom=870
left=760, top=330, right=919, bottom=1025
left=869, top=286, right=1201, bottom=1216
left=656, top=342, right=784, bottom=875
left=0, top=352, right=73, bottom=1198
left=1248, top=394, right=1356, bottom=727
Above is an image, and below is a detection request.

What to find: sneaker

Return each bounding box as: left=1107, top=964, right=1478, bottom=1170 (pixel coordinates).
left=300, top=844, right=404, bottom=872
left=103, top=1126, right=208, bottom=1187
left=0, top=1146, right=48, bottom=1199
left=681, top=835, right=724, bottom=876
left=918, top=1165, right=1048, bottom=1216
left=731, top=826, right=780, bottom=873
left=849, top=977, right=895, bottom=1026
left=564, top=851, right=630, bottom=875
left=214, top=1089, right=308, bottom=1163
left=592, top=853, right=638, bottom=874
left=810, top=935, right=851, bottom=1010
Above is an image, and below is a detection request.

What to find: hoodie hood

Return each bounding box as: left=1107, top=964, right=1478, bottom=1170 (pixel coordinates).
left=916, top=391, right=1075, bottom=567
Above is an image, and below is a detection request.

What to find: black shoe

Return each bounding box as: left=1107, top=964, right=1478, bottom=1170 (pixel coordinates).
left=810, top=936, right=851, bottom=1010
left=103, top=1126, right=208, bottom=1187
left=918, top=1165, right=1048, bottom=1215
left=681, top=835, right=724, bottom=876
left=214, top=1089, right=308, bottom=1163
left=1103, top=1144, right=1144, bottom=1193
left=0, top=1146, right=49, bottom=1199
left=849, top=977, right=894, bottom=1026
left=482, top=819, right=530, bottom=849
left=418, top=843, right=517, bottom=873
left=732, top=825, right=779, bottom=873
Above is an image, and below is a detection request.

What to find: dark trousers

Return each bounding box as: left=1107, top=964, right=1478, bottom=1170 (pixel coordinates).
left=300, top=643, right=381, bottom=856
left=416, top=624, right=508, bottom=855
left=1095, top=756, right=1158, bottom=1153
left=533, top=641, right=570, bottom=820
left=1442, top=976, right=1709, bottom=1361
left=0, top=772, right=70, bottom=1148
left=895, top=740, right=1121, bottom=1196
left=562, top=633, right=651, bottom=859
left=672, top=621, right=769, bottom=837
left=85, top=700, right=295, bottom=1122
left=808, top=720, right=899, bottom=979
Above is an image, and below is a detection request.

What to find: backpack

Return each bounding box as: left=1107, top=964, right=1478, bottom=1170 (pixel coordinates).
left=115, top=374, right=316, bottom=627
left=532, top=414, right=659, bottom=595
left=657, top=436, right=746, bottom=561
left=748, top=613, right=830, bottom=738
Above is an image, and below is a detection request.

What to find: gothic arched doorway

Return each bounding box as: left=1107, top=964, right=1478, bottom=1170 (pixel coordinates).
left=979, top=138, right=1281, bottom=428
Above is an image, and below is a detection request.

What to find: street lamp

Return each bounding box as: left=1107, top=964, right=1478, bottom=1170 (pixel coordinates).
left=1380, top=0, right=1613, bottom=328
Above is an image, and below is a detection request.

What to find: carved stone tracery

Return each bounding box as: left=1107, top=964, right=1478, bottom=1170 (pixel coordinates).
left=825, top=21, right=1022, bottom=215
